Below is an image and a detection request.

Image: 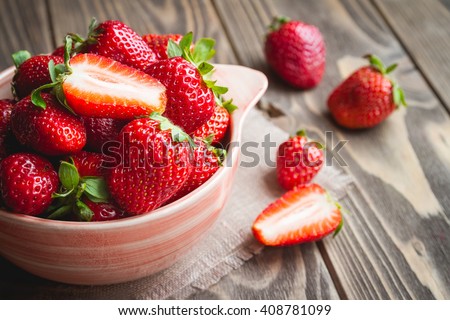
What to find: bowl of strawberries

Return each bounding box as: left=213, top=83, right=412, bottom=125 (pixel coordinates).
left=0, top=20, right=267, bottom=285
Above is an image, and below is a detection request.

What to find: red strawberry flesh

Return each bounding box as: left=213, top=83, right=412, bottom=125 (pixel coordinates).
left=63, top=53, right=166, bottom=119
left=252, top=184, right=341, bottom=246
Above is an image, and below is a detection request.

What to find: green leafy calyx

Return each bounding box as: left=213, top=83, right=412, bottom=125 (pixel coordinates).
left=11, top=50, right=32, bottom=68
left=268, top=16, right=291, bottom=32
left=365, top=54, right=407, bottom=108
left=30, top=35, right=74, bottom=111
left=167, top=32, right=237, bottom=112
left=150, top=112, right=196, bottom=148
left=46, top=159, right=110, bottom=222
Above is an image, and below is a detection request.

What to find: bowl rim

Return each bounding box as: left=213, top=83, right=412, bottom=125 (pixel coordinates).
left=0, top=63, right=268, bottom=230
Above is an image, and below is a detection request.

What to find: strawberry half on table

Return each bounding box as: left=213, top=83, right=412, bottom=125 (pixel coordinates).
left=31, top=37, right=167, bottom=120
left=327, top=54, right=407, bottom=129
left=252, top=184, right=343, bottom=246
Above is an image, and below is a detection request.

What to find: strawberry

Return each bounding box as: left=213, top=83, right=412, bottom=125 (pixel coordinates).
left=11, top=93, right=86, bottom=156
left=76, top=19, right=157, bottom=71
left=143, top=33, right=183, bottom=60
left=0, top=99, right=15, bottom=161
left=51, top=45, right=65, bottom=57
left=33, top=51, right=166, bottom=120
left=167, top=138, right=224, bottom=203
left=327, top=55, right=407, bottom=129
left=252, top=184, right=343, bottom=246
left=107, top=113, right=192, bottom=215
left=70, top=151, right=105, bottom=177
left=146, top=32, right=229, bottom=134
left=276, top=130, right=323, bottom=190
left=191, top=100, right=236, bottom=144
left=82, top=197, right=127, bottom=222
left=83, top=117, right=128, bottom=152
left=264, top=16, right=325, bottom=89
left=11, top=50, right=64, bottom=99
left=0, top=153, right=59, bottom=216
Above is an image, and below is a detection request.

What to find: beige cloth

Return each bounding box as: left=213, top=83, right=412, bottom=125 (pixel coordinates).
left=1, top=108, right=353, bottom=299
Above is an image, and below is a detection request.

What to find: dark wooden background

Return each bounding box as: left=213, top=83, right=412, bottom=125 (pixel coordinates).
left=0, top=0, right=449, bottom=299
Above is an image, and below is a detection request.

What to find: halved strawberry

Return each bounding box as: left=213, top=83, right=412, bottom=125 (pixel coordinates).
left=252, top=184, right=343, bottom=246
left=61, top=53, right=166, bottom=119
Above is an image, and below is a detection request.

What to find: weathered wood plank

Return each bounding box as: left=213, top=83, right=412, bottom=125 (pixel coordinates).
left=213, top=0, right=450, bottom=299
left=48, top=0, right=237, bottom=64
left=190, top=244, right=340, bottom=300
left=374, top=0, right=450, bottom=111
left=0, top=0, right=54, bottom=69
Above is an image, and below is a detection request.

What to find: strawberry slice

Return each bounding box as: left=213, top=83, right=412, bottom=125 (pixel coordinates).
left=62, top=53, right=166, bottom=119
left=252, top=184, right=342, bottom=246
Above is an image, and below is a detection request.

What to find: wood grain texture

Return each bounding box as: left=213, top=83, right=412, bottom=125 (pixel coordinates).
left=0, top=0, right=53, bottom=69
left=48, top=0, right=237, bottom=64
left=213, top=0, right=450, bottom=299
left=189, top=244, right=340, bottom=300
left=374, top=0, right=450, bottom=111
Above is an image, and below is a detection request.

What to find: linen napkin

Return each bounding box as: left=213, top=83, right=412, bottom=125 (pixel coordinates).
left=0, top=108, right=353, bottom=299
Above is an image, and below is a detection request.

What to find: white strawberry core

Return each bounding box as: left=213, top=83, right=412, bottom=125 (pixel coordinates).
left=259, top=192, right=336, bottom=242
left=68, top=58, right=164, bottom=106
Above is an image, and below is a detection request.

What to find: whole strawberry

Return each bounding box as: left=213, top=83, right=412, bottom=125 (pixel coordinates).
left=83, top=117, right=128, bottom=152
left=167, top=139, right=224, bottom=203
left=277, top=130, right=323, bottom=190
left=191, top=99, right=236, bottom=145
left=146, top=32, right=227, bottom=134
left=77, top=19, right=157, bottom=71
left=51, top=45, right=65, bottom=57
left=82, top=198, right=127, bottom=222
left=11, top=51, right=64, bottom=99
left=70, top=151, right=105, bottom=177
left=11, top=93, right=86, bottom=156
left=107, top=114, right=192, bottom=215
left=327, top=55, right=406, bottom=129
left=264, top=16, right=325, bottom=89
left=0, top=99, right=15, bottom=161
left=143, top=33, right=183, bottom=60
left=0, top=153, right=59, bottom=216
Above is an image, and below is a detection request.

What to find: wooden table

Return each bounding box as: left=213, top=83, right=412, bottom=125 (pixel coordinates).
left=0, top=0, right=449, bottom=300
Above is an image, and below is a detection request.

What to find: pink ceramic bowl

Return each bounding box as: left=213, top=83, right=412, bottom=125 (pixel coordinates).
left=0, top=64, right=267, bottom=285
